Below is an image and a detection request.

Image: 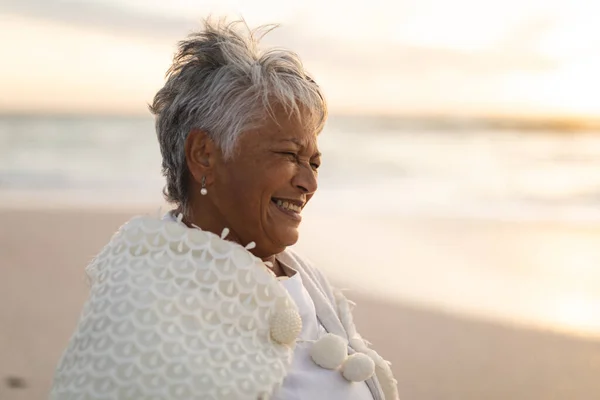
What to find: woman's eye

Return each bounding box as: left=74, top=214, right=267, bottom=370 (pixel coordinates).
left=280, top=152, right=319, bottom=170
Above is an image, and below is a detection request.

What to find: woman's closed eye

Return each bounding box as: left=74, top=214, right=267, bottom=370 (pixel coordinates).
left=279, top=151, right=320, bottom=171
left=279, top=151, right=299, bottom=164
left=281, top=151, right=298, bottom=158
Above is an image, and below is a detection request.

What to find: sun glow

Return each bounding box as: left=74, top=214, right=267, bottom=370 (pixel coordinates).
left=554, top=295, right=600, bottom=335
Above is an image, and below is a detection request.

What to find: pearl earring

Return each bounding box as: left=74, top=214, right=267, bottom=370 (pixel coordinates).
left=200, top=176, right=208, bottom=196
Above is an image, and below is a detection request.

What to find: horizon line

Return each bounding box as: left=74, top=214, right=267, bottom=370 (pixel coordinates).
left=2, top=110, right=600, bottom=132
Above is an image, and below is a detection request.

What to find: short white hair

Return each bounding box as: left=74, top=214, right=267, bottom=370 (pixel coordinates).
left=149, top=18, right=327, bottom=209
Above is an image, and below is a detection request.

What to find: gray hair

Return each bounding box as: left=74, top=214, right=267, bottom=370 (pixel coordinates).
left=149, top=19, right=328, bottom=210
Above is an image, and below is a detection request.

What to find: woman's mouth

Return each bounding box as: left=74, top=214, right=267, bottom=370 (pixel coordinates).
left=271, top=198, right=303, bottom=221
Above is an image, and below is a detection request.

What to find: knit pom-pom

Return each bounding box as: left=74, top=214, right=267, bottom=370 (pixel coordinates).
left=342, top=353, right=375, bottom=382
left=349, top=336, right=368, bottom=353
left=310, top=333, right=348, bottom=370
left=270, top=308, right=302, bottom=346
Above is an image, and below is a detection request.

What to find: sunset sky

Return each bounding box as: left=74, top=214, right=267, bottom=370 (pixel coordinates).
left=1, top=0, right=599, bottom=118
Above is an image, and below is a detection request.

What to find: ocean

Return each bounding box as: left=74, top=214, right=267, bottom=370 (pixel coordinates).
left=2, top=114, right=600, bottom=223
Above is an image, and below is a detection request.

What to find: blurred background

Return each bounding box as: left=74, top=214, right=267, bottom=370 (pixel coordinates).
left=1, top=0, right=600, bottom=399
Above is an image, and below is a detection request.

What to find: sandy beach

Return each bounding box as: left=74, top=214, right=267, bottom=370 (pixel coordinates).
left=1, top=208, right=599, bottom=400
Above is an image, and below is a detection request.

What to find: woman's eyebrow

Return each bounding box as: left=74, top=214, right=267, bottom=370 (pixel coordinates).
left=280, top=138, right=321, bottom=157
left=280, top=138, right=303, bottom=146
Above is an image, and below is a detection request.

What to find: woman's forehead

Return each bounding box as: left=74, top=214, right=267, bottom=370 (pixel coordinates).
left=239, top=122, right=320, bottom=155
left=253, top=112, right=320, bottom=147
left=265, top=101, right=324, bottom=132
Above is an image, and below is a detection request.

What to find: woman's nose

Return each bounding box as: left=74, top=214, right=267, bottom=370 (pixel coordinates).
left=293, top=163, right=318, bottom=194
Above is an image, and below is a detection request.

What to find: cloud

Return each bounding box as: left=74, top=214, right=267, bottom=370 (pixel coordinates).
left=263, top=25, right=556, bottom=83
left=3, top=0, right=556, bottom=78
left=1, top=0, right=197, bottom=41
left=1, top=0, right=564, bottom=115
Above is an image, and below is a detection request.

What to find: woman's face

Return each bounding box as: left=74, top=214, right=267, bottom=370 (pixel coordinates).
left=209, top=110, right=321, bottom=258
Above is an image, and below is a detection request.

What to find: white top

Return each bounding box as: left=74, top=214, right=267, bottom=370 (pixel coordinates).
left=273, top=271, right=374, bottom=400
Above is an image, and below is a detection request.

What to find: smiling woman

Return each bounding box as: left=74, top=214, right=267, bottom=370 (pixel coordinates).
left=49, top=18, right=398, bottom=400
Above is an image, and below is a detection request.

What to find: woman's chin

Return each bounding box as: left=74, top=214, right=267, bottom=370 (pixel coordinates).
left=277, top=226, right=300, bottom=247
left=254, top=227, right=299, bottom=257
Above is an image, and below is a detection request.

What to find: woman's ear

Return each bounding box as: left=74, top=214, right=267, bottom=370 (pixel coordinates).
left=185, top=129, right=217, bottom=185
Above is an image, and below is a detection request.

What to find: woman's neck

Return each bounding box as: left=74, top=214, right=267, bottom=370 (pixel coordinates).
left=264, top=256, right=286, bottom=277
left=177, top=208, right=286, bottom=277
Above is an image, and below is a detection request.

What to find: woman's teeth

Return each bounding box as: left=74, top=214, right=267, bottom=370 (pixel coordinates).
left=275, top=199, right=301, bottom=213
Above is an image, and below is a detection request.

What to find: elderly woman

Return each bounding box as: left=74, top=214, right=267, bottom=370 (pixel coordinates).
left=50, top=20, right=398, bottom=400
